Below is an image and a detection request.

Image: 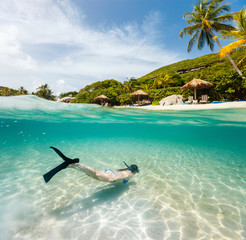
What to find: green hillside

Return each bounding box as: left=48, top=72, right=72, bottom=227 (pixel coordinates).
left=138, top=48, right=246, bottom=84
left=72, top=48, right=246, bottom=105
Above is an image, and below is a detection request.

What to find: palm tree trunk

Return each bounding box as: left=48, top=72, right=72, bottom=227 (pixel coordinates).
left=208, top=29, right=245, bottom=79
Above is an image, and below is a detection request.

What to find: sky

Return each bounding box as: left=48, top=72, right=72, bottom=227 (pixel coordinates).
left=0, top=0, right=245, bottom=95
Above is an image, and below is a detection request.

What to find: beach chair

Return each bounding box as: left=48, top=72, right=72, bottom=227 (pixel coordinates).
left=199, top=95, right=209, bottom=104
left=185, top=96, right=193, bottom=104
left=138, top=100, right=145, bottom=106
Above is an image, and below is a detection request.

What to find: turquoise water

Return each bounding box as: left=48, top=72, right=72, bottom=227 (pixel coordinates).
left=0, top=95, right=246, bottom=240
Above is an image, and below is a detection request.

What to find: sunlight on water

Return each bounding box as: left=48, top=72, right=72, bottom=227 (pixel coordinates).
left=0, top=96, right=246, bottom=240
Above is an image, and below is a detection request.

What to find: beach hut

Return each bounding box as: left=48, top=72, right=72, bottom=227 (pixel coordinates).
left=94, top=94, right=110, bottom=106
left=130, top=90, right=149, bottom=105
left=181, top=78, right=213, bottom=100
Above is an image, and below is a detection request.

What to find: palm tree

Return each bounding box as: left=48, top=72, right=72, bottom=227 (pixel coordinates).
left=153, top=74, right=174, bottom=89
left=35, top=84, right=55, bottom=100
left=179, top=0, right=245, bottom=78
left=153, top=78, right=163, bottom=89
left=160, top=74, right=174, bottom=88
left=218, top=8, right=246, bottom=68
left=140, top=83, right=152, bottom=91
left=17, top=86, right=28, bottom=95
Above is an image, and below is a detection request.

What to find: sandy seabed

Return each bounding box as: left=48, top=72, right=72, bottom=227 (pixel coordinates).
left=1, top=96, right=246, bottom=240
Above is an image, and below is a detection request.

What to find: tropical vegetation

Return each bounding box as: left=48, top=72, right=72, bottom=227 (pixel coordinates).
left=34, top=84, right=55, bottom=100
left=179, top=0, right=245, bottom=78
left=0, top=86, right=28, bottom=96
left=71, top=48, right=245, bottom=105
left=0, top=84, right=55, bottom=100
left=1, top=0, right=246, bottom=104
left=218, top=7, right=246, bottom=68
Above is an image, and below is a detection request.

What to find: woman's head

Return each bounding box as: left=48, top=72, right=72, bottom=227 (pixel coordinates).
left=123, top=161, right=139, bottom=173
left=128, top=164, right=139, bottom=173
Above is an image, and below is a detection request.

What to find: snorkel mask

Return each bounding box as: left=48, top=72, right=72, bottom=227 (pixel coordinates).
left=124, top=161, right=139, bottom=173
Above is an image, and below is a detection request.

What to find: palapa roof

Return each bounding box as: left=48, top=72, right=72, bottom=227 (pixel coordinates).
left=130, top=90, right=149, bottom=96
left=181, top=78, right=213, bottom=90
left=94, top=94, right=110, bottom=100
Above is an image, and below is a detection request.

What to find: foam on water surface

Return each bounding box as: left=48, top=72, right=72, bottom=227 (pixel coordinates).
left=0, top=96, right=246, bottom=240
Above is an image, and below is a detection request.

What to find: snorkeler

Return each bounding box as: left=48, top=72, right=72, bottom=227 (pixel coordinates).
left=43, top=147, right=139, bottom=184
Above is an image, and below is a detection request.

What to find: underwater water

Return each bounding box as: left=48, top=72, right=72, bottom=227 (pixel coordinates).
left=0, top=95, right=246, bottom=240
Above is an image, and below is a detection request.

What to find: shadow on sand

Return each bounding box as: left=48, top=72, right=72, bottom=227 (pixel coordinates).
left=51, top=182, right=136, bottom=219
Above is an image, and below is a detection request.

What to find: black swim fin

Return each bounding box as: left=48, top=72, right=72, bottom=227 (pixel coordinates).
left=43, top=147, right=79, bottom=183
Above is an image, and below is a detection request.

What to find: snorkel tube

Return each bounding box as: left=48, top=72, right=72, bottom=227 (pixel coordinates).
left=123, top=161, right=139, bottom=173
left=124, top=161, right=130, bottom=169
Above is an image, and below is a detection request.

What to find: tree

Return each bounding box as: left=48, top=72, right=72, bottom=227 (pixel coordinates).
left=153, top=77, right=163, bottom=89
left=35, top=84, right=55, bottom=100
left=218, top=8, right=246, bottom=68
left=140, top=83, right=153, bottom=91
left=17, top=86, right=28, bottom=95
left=153, top=74, right=174, bottom=89
left=128, top=77, right=139, bottom=92
left=0, top=87, right=16, bottom=96
left=179, top=0, right=245, bottom=78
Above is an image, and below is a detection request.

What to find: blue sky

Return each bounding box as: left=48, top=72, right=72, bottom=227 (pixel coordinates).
left=0, top=0, right=245, bottom=94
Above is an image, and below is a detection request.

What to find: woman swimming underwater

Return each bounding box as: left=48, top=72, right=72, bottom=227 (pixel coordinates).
left=43, top=147, right=139, bottom=184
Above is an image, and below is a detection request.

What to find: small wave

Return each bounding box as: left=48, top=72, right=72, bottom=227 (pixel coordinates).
left=0, top=95, right=99, bottom=111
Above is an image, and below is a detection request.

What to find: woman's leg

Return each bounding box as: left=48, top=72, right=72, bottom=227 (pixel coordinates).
left=69, top=163, right=98, bottom=180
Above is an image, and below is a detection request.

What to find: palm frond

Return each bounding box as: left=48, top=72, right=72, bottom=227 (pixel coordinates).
left=213, top=13, right=234, bottom=23
left=217, top=8, right=246, bottom=40
left=179, top=26, right=190, bottom=38
left=187, top=30, right=200, bottom=52
left=235, top=8, right=246, bottom=33
left=206, top=0, right=217, bottom=18
left=179, top=24, right=201, bottom=38
left=212, top=22, right=235, bottom=32
left=237, top=53, right=246, bottom=69
left=209, top=3, right=231, bottom=19
left=184, top=12, right=201, bottom=24
left=183, top=12, right=193, bottom=20
left=205, top=31, right=214, bottom=51
left=197, top=29, right=206, bottom=50
left=218, top=39, right=246, bottom=57
left=218, top=30, right=242, bottom=40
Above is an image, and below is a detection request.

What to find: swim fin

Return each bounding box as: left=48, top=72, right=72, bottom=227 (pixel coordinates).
left=43, top=146, right=79, bottom=183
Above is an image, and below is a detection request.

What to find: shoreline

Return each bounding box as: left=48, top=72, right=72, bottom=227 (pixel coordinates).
left=114, top=101, right=246, bottom=111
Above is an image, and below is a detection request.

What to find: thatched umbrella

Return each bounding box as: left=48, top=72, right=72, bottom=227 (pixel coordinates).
left=181, top=78, right=213, bottom=100
left=94, top=94, right=110, bottom=105
left=130, top=90, right=149, bottom=104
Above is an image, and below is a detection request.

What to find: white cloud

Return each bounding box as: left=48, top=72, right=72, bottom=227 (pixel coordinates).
left=52, top=79, right=77, bottom=95
left=0, top=0, right=181, bottom=94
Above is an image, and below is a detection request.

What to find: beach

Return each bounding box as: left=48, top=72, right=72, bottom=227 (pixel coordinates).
left=117, top=101, right=246, bottom=111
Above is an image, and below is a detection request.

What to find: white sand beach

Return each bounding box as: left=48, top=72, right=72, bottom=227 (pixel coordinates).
left=119, top=101, right=246, bottom=111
